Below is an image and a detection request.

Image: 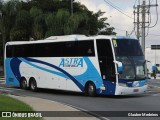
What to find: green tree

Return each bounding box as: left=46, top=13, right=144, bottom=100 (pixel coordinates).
left=0, top=0, right=21, bottom=43
left=45, top=9, right=70, bottom=37
left=1, top=0, right=116, bottom=42
left=10, top=10, right=32, bottom=41
left=30, top=7, right=46, bottom=40
left=99, top=27, right=116, bottom=35
left=66, top=12, right=89, bottom=35
left=45, top=9, right=88, bottom=37
left=0, top=0, right=21, bottom=69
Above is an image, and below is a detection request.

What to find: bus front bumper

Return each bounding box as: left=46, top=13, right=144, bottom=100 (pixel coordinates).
left=115, top=85, right=148, bottom=95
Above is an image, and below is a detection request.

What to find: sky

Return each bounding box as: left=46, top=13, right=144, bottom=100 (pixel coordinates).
left=75, top=0, right=160, bottom=47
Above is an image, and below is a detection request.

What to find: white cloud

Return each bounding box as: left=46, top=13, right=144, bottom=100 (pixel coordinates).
left=76, top=0, right=134, bottom=36
left=98, top=3, right=134, bottom=35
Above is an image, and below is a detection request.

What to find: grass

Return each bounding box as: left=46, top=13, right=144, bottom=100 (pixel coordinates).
left=0, top=94, right=43, bottom=120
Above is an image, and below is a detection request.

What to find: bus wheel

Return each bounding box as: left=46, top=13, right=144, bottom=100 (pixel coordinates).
left=86, top=82, right=96, bottom=97
left=29, top=78, right=37, bottom=92
left=20, top=78, right=28, bottom=90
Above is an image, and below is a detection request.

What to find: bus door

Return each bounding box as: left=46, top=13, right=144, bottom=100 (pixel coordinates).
left=96, top=39, right=115, bottom=81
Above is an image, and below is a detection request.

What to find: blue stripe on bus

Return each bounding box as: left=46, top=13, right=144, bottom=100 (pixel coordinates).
left=18, top=58, right=68, bottom=79
left=21, top=57, right=85, bottom=92
left=10, top=58, right=22, bottom=81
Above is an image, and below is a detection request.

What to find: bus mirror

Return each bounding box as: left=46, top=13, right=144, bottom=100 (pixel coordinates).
left=114, top=61, right=123, bottom=74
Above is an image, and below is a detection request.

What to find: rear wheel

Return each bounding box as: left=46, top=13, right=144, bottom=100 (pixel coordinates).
left=20, top=78, right=28, bottom=90
left=86, top=82, right=96, bottom=97
left=29, top=78, right=37, bottom=92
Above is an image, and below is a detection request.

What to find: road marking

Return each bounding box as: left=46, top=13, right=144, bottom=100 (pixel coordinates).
left=0, top=89, right=12, bottom=92
left=147, top=90, right=160, bottom=96
left=147, top=90, right=157, bottom=93
left=152, top=94, right=160, bottom=96
left=0, top=86, right=22, bottom=91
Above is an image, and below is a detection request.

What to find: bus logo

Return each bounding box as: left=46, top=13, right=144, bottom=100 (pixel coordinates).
left=132, top=81, right=140, bottom=87
left=59, top=58, right=83, bottom=67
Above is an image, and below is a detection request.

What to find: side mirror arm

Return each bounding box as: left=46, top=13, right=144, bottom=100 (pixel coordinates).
left=114, top=61, right=123, bottom=74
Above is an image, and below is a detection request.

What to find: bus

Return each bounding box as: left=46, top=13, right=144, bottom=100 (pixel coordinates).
left=5, top=35, right=148, bottom=96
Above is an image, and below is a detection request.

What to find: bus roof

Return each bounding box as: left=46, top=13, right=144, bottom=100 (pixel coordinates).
left=5, top=35, right=137, bottom=46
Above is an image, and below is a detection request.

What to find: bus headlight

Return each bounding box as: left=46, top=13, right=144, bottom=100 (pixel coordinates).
left=118, top=83, right=127, bottom=87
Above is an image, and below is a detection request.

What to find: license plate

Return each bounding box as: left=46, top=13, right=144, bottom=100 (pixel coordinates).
left=133, top=89, right=139, bottom=92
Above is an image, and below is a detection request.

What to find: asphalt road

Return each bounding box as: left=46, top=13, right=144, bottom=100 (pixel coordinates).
left=0, top=79, right=160, bottom=120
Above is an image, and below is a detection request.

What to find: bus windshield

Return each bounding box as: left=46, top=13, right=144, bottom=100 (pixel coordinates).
left=113, top=39, right=147, bottom=80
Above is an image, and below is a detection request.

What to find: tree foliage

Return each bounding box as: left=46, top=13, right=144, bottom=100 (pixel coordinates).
left=30, top=7, right=45, bottom=40
left=0, top=0, right=21, bottom=42
left=0, top=0, right=116, bottom=42
left=10, top=10, right=32, bottom=41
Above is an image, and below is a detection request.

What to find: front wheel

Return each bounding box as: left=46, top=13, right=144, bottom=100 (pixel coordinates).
left=86, top=82, right=96, bottom=97
left=29, top=79, right=37, bottom=92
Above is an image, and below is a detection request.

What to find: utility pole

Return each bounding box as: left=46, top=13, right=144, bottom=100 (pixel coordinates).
left=136, top=6, right=140, bottom=40
left=134, top=0, right=158, bottom=55
left=141, top=0, right=146, bottom=55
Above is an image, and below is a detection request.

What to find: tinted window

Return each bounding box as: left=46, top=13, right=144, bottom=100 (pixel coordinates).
left=113, top=39, right=143, bottom=56
left=6, top=40, right=95, bottom=57
left=63, top=41, right=78, bottom=57
left=6, top=44, right=34, bottom=57
left=78, top=41, right=95, bottom=56
left=6, top=46, right=13, bottom=57
left=96, top=39, right=115, bottom=81
left=96, top=39, right=113, bottom=56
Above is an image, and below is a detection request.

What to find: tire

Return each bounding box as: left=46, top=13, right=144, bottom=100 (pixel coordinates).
left=86, top=82, right=96, bottom=97
left=29, top=79, right=37, bottom=92
left=20, top=78, right=28, bottom=90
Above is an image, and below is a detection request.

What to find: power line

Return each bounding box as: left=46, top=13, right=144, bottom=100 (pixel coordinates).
left=103, top=0, right=134, bottom=19
left=148, top=0, right=158, bottom=28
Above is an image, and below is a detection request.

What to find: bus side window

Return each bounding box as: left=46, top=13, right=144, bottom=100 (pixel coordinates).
left=6, top=46, right=13, bottom=58
left=78, top=40, right=95, bottom=56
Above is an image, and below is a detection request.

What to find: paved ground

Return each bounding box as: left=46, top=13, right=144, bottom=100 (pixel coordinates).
left=9, top=95, right=98, bottom=120
left=148, top=79, right=160, bottom=88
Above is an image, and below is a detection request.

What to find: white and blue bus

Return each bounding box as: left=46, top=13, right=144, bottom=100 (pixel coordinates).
left=5, top=35, right=148, bottom=96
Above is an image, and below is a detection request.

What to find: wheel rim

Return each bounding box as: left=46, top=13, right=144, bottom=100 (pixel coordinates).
left=88, top=83, right=94, bottom=93
left=31, top=81, right=35, bottom=90
left=22, top=80, right=27, bottom=88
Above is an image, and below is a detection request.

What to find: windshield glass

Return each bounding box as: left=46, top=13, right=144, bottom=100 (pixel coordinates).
left=113, top=39, right=147, bottom=80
